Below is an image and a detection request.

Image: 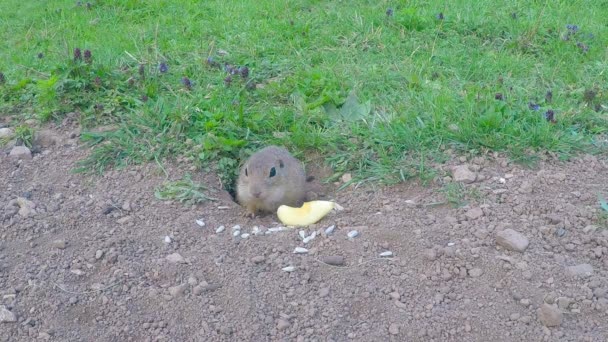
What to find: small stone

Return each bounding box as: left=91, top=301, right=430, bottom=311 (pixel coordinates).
left=347, top=230, right=359, bottom=239
left=95, top=250, right=104, bottom=260
left=293, top=247, right=308, bottom=254
left=9, top=146, right=32, bottom=160
left=465, top=207, right=484, bottom=220
left=388, top=323, right=399, bottom=335
left=537, top=303, right=562, bottom=327
left=389, top=292, right=400, bottom=300
left=583, top=225, right=598, bottom=234
left=468, top=268, right=483, bottom=278
left=0, top=127, right=14, bottom=139
left=322, top=255, right=345, bottom=266
left=215, top=225, right=225, bottom=233
left=557, top=297, right=571, bottom=310
left=0, top=306, right=17, bottom=323
left=565, top=264, right=593, bottom=278
left=51, top=239, right=66, bottom=250
left=277, top=319, right=291, bottom=331
left=187, top=276, right=198, bottom=286
left=379, top=251, right=393, bottom=257
left=302, top=231, right=317, bottom=244
left=164, top=236, right=172, bottom=244
left=192, top=285, right=204, bottom=295
left=282, top=266, right=296, bottom=272
left=519, top=316, right=532, bottom=324
left=38, top=332, right=51, bottom=340
left=324, top=225, right=335, bottom=235
left=121, top=201, right=132, bottom=212
left=68, top=297, right=78, bottom=305
left=496, top=229, right=529, bottom=252
left=16, top=197, right=37, bottom=217
left=593, top=288, right=607, bottom=299
left=168, top=284, right=188, bottom=297
left=319, top=287, right=330, bottom=297
left=423, top=249, right=437, bottom=261
left=509, top=313, right=520, bottom=321
left=195, top=219, right=205, bottom=227
left=251, top=256, right=265, bottom=264
left=240, top=233, right=250, bottom=239
left=452, top=165, right=477, bottom=183
left=341, top=173, right=352, bottom=183
left=166, top=253, right=186, bottom=264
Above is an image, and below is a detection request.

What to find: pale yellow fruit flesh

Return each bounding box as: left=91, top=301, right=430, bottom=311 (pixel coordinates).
left=277, top=201, right=335, bottom=226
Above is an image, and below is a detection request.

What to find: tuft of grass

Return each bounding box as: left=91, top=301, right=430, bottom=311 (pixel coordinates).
left=14, top=125, right=35, bottom=147
left=1, top=0, right=607, bottom=191
left=440, top=182, right=482, bottom=208
left=154, top=174, right=217, bottom=205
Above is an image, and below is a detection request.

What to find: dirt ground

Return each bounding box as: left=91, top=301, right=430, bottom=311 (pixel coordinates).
left=1, top=119, right=608, bottom=342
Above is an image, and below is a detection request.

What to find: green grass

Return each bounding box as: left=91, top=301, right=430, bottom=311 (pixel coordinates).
left=154, top=174, right=217, bottom=205
left=1, top=0, right=607, bottom=192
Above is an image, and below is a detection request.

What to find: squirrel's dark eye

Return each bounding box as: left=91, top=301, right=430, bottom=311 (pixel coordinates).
left=245, top=168, right=248, bottom=176
left=269, top=167, right=276, bottom=178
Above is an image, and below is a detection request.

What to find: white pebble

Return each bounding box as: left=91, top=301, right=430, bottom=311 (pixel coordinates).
left=447, top=242, right=455, bottom=247
left=240, top=233, right=250, bottom=239
left=252, top=226, right=261, bottom=235
left=164, top=236, right=172, bottom=244
left=231, top=225, right=241, bottom=231
left=267, top=227, right=286, bottom=233
left=303, top=231, right=317, bottom=244
left=380, top=251, right=393, bottom=257
left=334, top=203, right=344, bottom=211
left=215, top=225, right=225, bottom=233
left=499, top=177, right=506, bottom=184
left=299, top=230, right=307, bottom=240
left=293, top=247, right=308, bottom=254
left=324, top=225, right=335, bottom=235
left=232, top=230, right=240, bottom=237
left=282, top=266, right=296, bottom=272
left=195, top=219, right=205, bottom=227
left=347, top=230, right=359, bottom=239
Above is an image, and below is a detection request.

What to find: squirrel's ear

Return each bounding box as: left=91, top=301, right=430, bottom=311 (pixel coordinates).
left=278, top=159, right=284, bottom=168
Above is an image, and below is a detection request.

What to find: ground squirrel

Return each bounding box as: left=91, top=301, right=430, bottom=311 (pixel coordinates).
left=236, top=145, right=307, bottom=217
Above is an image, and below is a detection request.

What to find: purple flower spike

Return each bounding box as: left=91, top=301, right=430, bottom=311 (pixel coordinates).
left=84, top=49, right=92, bottom=64
left=74, top=48, right=82, bottom=61
left=544, top=109, right=556, bottom=123
left=240, top=66, right=249, bottom=78
left=159, top=62, right=168, bottom=73
left=181, top=77, right=192, bottom=90
left=224, top=75, right=232, bottom=86
left=528, top=102, right=540, bottom=111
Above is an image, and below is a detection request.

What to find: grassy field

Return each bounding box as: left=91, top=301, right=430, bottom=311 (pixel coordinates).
left=1, top=0, right=606, bottom=192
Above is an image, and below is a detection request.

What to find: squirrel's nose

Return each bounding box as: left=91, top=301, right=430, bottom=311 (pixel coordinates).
left=252, top=190, right=262, bottom=198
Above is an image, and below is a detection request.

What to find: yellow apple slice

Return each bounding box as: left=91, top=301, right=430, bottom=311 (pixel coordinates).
left=277, top=201, right=335, bottom=226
